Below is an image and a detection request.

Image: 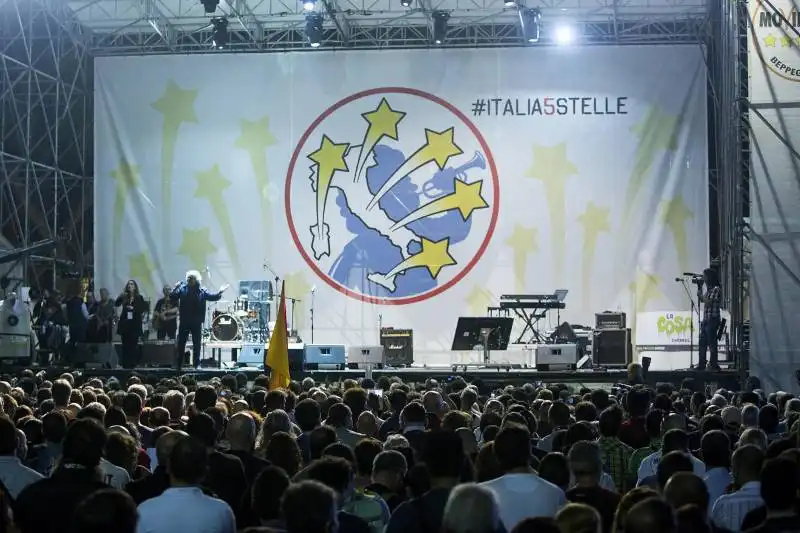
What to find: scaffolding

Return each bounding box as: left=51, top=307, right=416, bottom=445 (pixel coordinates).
left=0, top=0, right=752, bottom=373
left=0, top=0, right=93, bottom=289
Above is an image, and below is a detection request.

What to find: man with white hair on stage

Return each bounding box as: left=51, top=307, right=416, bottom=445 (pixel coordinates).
left=170, top=270, right=229, bottom=370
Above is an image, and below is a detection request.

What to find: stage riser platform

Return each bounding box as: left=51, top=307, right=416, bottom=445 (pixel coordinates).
left=1, top=365, right=742, bottom=390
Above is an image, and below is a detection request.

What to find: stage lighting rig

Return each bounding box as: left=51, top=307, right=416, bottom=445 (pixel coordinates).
left=519, top=7, right=541, bottom=43
left=306, top=13, right=324, bottom=47
left=212, top=17, right=229, bottom=48
left=432, top=11, right=449, bottom=45
left=202, top=0, right=219, bottom=14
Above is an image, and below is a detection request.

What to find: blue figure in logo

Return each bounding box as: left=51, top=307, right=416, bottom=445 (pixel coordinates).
left=328, top=144, right=487, bottom=298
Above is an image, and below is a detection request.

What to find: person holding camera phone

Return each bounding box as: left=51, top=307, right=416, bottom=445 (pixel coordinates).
left=697, top=267, right=721, bottom=370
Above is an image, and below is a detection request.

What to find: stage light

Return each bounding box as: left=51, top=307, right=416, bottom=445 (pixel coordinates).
left=554, top=23, right=576, bottom=45
left=504, top=0, right=517, bottom=6
left=202, top=0, right=219, bottom=14
left=211, top=17, right=228, bottom=48
left=519, top=8, right=541, bottom=43
left=303, top=0, right=316, bottom=10
left=306, top=13, right=324, bottom=47
left=432, top=11, right=449, bottom=45
left=400, top=0, right=412, bottom=7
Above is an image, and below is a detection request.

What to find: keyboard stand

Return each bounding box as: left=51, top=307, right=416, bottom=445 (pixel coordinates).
left=512, top=307, right=547, bottom=344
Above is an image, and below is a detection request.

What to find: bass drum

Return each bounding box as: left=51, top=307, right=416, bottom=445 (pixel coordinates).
left=211, top=313, right=242, bottom=342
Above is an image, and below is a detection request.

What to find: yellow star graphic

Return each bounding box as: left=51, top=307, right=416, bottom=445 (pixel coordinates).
left=195, top=165, right=239, bottom=275
left=151, top=80, right=199, bottom=255
left=660, top=196, right=693, bottom=272
left=177, top=227, right=217, bottom=271
left=629, top=271, right=664, bottom=312
left=465, top=284, right=495, bottom=316
left=110, top=159, right=141, bottom=253
left=308, top=135, right=350, bottom=174
left=505, top=224, right=538, bottom=292
left=423, top=128, right=464, bottom=169
left=235, top=116, right=277, bottom=153
left=128, top=251, right=156, bottom=300
left=794, top=36, right=800, bottom=47
left=525, top=142, right=577, bottom=281
left=780, top=35, right=792, bottom=47
left=418, top=238, right=457, bottom=278
left=577, top=203, right=611, bottom=309
left=764, top=34, right=777, bottom=47
left=283, top=271, right=311, bottom=330
left=362, top=98, right=406, bottom=142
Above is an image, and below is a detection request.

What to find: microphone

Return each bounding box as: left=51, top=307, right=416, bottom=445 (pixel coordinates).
left=683, top=272, right=700, bottom=277
left=674, top=277, right=682, bottom=282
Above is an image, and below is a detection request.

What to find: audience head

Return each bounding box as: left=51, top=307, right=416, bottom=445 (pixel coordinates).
left=281, top=480, right=338, bottom=533
left=73, top=489, right=138, bottom=533
left=442, top=483, right=501, bottom=533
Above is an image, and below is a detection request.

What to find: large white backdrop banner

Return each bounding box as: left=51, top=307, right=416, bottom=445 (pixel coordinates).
left=94, top=46, right=708, bottom=365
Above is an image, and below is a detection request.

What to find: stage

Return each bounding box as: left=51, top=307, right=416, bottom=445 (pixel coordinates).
left=7, top=362, right=743, bottom=390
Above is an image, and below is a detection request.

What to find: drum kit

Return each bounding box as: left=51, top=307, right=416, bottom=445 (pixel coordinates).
left=207, top=280, right=273, bottom=343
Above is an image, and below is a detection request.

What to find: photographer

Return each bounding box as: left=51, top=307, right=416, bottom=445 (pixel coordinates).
left=696, top=268, right=721, bottom=370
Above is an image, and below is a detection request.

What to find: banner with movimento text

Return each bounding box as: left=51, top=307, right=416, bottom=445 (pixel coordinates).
left=94, top=46, right=708, bottom=365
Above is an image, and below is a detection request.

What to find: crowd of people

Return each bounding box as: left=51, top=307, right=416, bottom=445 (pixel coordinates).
left=0, top=366, right=794, bottom=533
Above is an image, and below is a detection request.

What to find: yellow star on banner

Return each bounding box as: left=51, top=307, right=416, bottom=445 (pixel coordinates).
left=505, top=224, right=538, bottom=292
left=234, top=116, right=278, bottom=252
left=764, top=34, right=777, bottom=47
left=194, top=165, right=239, bottom=277
left=283, top=271, right=311, bottom=331
left=794, top=36, right=800, bottom=47
left=525, top=143, right=577, bottom=282
left=128, top=251, right=156, bottom=300
left=660, top=196, right=693, bottom=272
left=781, top=35, right=793, bottom=47
left=110, top=160, right=141, bottom=265
left=629, top=271, right=664, bottom=313
left=465, top=284, right=494, bottom=316
left=308, top=136, right=351, bottom=260
left=356, top=98, right=407, bottom=180
left=177, top=227, right=217, bottom=271
left=577, top=203, right=611, bottom=309
left=151, top=80, right=198, bottom=255
left=624, top=107, right=680, bottom=222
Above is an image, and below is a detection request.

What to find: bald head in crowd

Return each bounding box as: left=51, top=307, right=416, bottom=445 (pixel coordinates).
left=625, top=498, right=676, bottom=533
left=663, top=472, right=710, bottom=513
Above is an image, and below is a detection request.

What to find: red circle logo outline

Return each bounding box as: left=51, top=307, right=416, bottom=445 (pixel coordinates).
left=284, top=87, right=500, bottom=305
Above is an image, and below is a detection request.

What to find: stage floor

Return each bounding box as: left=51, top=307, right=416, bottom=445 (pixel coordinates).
left=14, top=363, right=743, bottom=389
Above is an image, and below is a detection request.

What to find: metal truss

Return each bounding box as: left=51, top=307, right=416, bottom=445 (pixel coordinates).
left=0, top=0, right=93, bottom=288
left=706, top=0, right=749, bottom=378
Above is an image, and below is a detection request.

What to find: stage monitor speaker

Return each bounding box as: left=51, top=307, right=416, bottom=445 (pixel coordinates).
left=237, top=344, right=266, bottom=369
left=347, top=345, right=384, bottom=369
left=593, top=328, right=632, bottom=367
left=380, top=328, right=413, bottom=367
left=304, top=344, right=346, bottom=370
left=141, top=342, right=174, bottom=368
left=73, top=343, right=118, bottom=369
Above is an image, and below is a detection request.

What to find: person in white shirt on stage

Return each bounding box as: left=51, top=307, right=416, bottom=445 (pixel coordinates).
left=711, top=445, right=765, bottom=532
left=481, top=424, right=566, bottom=530
left=136, top=435, right=235, bottom=533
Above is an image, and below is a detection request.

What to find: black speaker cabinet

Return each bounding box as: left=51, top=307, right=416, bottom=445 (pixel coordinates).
left=380, top=328, right=413, bottom=367
left=141, top=342, right=175, bottom=367
left=593, top=328, right=632, bottom=367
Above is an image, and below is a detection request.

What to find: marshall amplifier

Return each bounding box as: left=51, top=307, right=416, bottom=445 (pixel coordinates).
left=380, top=328, right=413, bottom=367
left=595, top=312, right=626, bottom=330
left=593, top=328, right=632, bottom=367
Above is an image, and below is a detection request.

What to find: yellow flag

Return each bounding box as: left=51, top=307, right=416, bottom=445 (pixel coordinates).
left=266, top=281, right=290, bottom=390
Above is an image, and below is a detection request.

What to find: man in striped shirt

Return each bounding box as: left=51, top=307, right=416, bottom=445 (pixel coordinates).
left=698, top=267, right=722, bottom=371
left=711, top=445, right=764, bottom=532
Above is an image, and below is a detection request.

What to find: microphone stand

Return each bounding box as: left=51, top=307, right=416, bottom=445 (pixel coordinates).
left=678, top=278, right=697, bottom=369
left=310, top=289, right=316, bottom=344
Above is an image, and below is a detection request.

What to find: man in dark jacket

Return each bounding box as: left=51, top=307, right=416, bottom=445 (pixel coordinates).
left=170, top=270, right=227, bottom=369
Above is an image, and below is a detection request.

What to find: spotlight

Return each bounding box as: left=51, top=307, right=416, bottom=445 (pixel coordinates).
left=201, top=0, right=219, bottom=14
left=554, top=23, right=576, bottom=45
left=400, top=0, right=412, bottom=6
left=432, top=11, right=449, bottom=45
left=211, top=17, right=228, bottom=48
left=519, top=7, right=541, bottom=43
left=305, top=13, right=324, bottom=47
left=302, top=0, right=315, bottom=10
